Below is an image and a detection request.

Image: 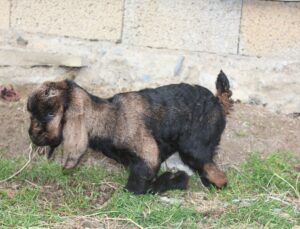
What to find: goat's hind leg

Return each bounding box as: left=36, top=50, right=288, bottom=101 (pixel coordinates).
left=201, top=162, right=227, bottom=188
left=179, top=142, right=227, bottom=188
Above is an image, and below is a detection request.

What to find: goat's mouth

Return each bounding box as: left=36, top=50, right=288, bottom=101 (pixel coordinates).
left=29, top=134, right=49, bottom=146
left=29, top=130, right=62, bottom=148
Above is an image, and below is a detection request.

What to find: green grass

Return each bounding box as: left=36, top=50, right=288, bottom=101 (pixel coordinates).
left=104, top=190, right=201, bottom=228
left=0, top=152, right=299, bottom=228
left=211, top=153, right=300, bottom=228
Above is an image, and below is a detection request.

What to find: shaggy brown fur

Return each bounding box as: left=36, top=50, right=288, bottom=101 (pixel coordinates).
left=27, top=70, right=232, bottom=194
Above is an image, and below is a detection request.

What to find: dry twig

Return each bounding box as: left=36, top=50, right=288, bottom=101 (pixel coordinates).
left=273, top=173, right=300, bottom=198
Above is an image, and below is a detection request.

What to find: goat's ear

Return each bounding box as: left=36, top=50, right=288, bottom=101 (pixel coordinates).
left=44, top=88, right=60, bottom=98
left=45, top=80, right=70, bottom=90
left=61, top=88, right=88, bottom=169
left=42, top=80, right=70, bottom=99
left=62, top=114, right=88, bottom=169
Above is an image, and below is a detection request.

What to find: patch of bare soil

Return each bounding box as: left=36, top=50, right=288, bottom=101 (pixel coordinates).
left=218, top=103, right=300, bottom=167
left=0, top=85, right=35, bottom=158
left=184, top=192, right=225, bottom=217
left=0, top=85, right=299, bottom=166
left=0, top=101, right=28, bottom=157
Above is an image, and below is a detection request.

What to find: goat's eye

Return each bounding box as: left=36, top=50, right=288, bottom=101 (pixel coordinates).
left=47, top=112, right=54, bottom=117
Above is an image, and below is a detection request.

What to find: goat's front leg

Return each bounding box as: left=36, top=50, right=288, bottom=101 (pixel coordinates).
left=47, top=146, right=56, bottom=160
left=124, top=133, right=160, bottom=194
left=125, top=157, right=157, bottom=194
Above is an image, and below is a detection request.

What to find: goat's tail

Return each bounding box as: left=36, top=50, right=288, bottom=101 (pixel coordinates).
left=216, top=70, right=233, bottom=114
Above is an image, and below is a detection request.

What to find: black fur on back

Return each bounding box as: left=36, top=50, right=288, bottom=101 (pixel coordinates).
left=139, top=83, right=225, bottom=163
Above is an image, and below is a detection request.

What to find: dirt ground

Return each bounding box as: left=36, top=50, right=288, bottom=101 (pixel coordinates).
left=0, top=85, right=299, bottom=166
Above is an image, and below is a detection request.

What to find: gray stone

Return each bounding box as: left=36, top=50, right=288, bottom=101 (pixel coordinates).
left=160, top=196, right=183, bottom=205
left=161, top=153, right=194, bottom=176
left=0, top=49, right=85, bottom=67
left=174, top=56, right=185, bottom=76
left=0, top=66, right=71, bottom=84
left=16, top=36, right=28, bottom=47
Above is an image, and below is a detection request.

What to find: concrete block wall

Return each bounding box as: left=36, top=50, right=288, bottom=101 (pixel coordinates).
left=0, top=0, right=300, bottom=114
left=123, top=0, right=242, bottom=54
left=10, top=0, right=124, bottom=41
left=240, top=0, right=300, bottom=58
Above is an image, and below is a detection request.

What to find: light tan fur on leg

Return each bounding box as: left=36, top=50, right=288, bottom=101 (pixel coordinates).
left=203, top=163, right=227, bottom=188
